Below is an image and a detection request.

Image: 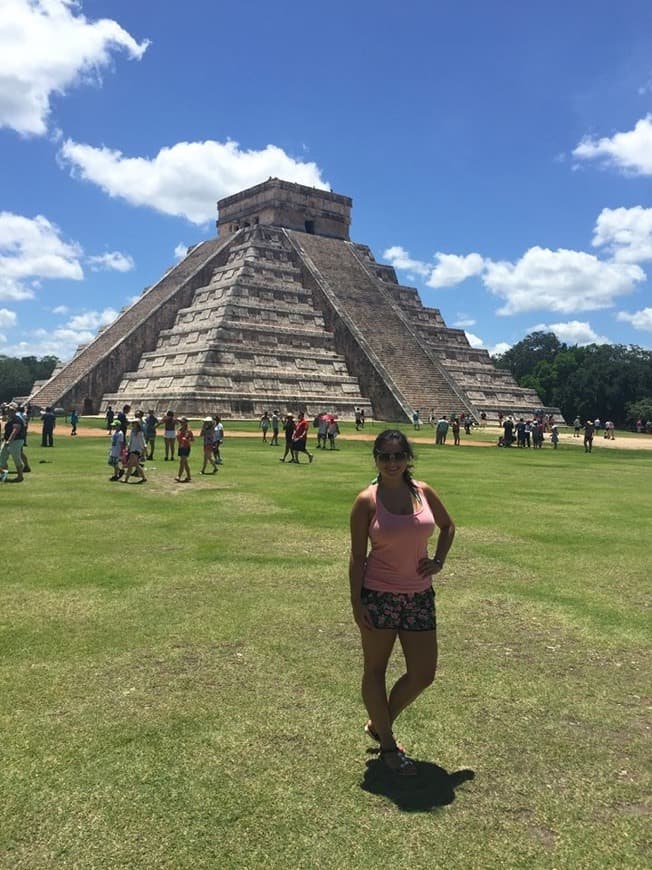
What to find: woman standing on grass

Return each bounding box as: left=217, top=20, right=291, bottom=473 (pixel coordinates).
left=123, top=420, right=147, bottom=484
left=349, top=429, right=455, bottom=775
left=162, top=410, right=177, bottom=461
left=259, top=411, right=271, bottom=443
left=200, top=417, right=218, bottom=474
left=175, top=417, right=194, bottom=482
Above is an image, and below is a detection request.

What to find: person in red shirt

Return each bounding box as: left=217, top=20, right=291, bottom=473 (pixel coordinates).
left=290, top=411, right=314, bottom=464
left=175, top=417, right=194, bottom=482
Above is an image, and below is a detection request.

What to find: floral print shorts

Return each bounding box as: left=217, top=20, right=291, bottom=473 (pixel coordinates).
left=360, top=587, right=435, bottom=631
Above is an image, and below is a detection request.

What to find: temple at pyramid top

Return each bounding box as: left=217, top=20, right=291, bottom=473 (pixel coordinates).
left=217, top=178, right=352, bottom=240
left=28, top=178, right=559, bottom=422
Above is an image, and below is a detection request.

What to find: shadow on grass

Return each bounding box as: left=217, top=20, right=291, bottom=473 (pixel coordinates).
left=361, top=754, right=475, bottom=812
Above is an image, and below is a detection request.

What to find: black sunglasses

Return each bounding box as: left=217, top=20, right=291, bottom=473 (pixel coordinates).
left=375, top=451, right=408, bottom=463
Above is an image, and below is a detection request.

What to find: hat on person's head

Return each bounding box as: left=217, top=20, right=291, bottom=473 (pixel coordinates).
left=111, top=420, right=121, bottom=427
left=7, top=402, right=17, bottom=410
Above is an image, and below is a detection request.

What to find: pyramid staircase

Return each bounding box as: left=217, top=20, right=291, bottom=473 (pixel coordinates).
left=102, top=226, right=371, bottom=417
left=286, top=232, right=477, bottom=421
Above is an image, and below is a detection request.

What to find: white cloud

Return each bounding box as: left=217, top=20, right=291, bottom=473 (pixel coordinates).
left=0, top=308, right=17, bottom=328
left=87, top=251, right=134, bottom=272
left=59, top=138, right=329, bottom=224
left=66, top=307, right=118, bottom=331
left=464, top=331, right=485, bottom=349
left=488, top=341, right=512, bottom=357
left=174, top=243, right=188, bottom=260
left=0, top=211, right=83, bottom=301
left=617, top=307, right=652, bottom=331
left=484, top=246, right=644, bottom=315
left=383, top=246, right=485, bottom=288
left=531, top=320, right=611, bottom=346
left=383, top=246, right=430, bottom=277
left=0, top=0, right=149, bottom=136
left=52, top=304, right=69, bottom=314
left=4, top=307, right=118, bottom=360
left=453, top=316, right=476, bottom=328
left=573, top=114, right=652, bottom=176
left=426, top=252, right=485, bottom=288
left=592, top=206, right=652, bottom=263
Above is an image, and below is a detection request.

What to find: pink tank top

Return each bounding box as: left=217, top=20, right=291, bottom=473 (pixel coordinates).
left=364, top=481, right=436, bottom=593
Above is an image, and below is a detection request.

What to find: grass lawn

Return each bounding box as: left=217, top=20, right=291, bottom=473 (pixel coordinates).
left=1, top=424, right=649, bottom=868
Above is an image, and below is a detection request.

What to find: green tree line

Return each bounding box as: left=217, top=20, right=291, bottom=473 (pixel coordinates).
left=0, top=355, right=59, bottom=403
left=493, top=333, right=652, bottom=426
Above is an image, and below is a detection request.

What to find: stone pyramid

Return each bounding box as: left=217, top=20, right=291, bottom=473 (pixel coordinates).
left=29, top=179, right=555, bottom=421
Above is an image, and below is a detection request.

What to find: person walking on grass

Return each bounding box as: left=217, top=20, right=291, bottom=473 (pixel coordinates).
left=108, top=420, right=125, bottom=480
left=144, top=410, right=158, bottom=460
left=270, top=410, right=280, bottom=446
left=69, top=408, right=79, bottom=436
left=162, top=410, right=177, bottom=461
left=41, top=406, right=56, bottom=447
left=435, top=415, right=449, bottom=445
left=349, top=429, right=455, bottom=776
left=117, top=404, right=131, bottom=439
left=291, top=411, right=313, bottom=464
left=213, top=415, right=224, bottom=464
left=15, top=405, right=31, bottom=474
left=317, top=413, right=329, bottom=449
left=123, top=420, right=147, bottom=484
left=584, top=419, right=595, bottom=453
left=259, top=411, right=271, bottom=443
left=0, top=403, right=26, bottom=483
left=327, top=415, right=340, bottom=449
left=200, top=417, right=218, bottom=474
left=279, top=413, right=294, bottom=462
left=175, top=417, right=194, bottom=482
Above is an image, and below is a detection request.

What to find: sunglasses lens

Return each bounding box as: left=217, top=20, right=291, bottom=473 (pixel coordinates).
left=377, top=451, right=407, bottom=462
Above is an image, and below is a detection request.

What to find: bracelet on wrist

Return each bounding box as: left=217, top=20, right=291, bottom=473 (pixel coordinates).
left=432, top=557, right=443, bottom=567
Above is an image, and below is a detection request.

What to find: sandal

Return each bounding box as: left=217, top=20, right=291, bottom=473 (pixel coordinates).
left=365, top=721, right=405, bottom=753
left=379, top=744, right=417, bottom=777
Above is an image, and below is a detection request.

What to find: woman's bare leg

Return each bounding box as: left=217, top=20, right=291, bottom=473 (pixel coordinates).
left=360, top=627, right=397, bottom=747
left=387, top=630, right=437, bottom=725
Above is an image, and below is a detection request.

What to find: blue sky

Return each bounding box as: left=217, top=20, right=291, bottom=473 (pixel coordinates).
left=1, top=0, right=651, bottom=361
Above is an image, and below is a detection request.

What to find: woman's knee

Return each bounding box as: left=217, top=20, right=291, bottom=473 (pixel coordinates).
left=407, top=662, right=437, bottom=689
left=362, top=662, right=390, bottom=684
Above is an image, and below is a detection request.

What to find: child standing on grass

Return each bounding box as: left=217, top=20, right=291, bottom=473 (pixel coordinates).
left=175, top=418, right=194, bottom=482
left=108, top=420, right=124, bottom=480
left=200, top=417, right=218, bottom=474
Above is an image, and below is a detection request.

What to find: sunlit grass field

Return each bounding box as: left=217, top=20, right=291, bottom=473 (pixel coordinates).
left=1, top=422, right=649, bottom=868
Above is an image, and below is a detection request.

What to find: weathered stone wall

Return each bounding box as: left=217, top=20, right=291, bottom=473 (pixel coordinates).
left=104, top=226, right=372, bottom=419
left=218, top=178, right=351, bottom=240
left=29, top=238, right=234, bottom=412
